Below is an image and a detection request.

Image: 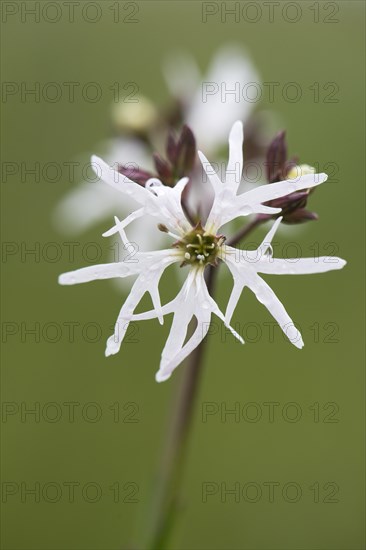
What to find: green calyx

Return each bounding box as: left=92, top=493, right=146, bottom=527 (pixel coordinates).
left=174, top=223, right=225, bottom=267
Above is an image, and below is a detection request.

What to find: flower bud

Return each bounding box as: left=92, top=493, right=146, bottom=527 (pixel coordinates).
left=153, top=153, right=174, bottom=185
left=265, top=132, right=318, bottom=224
left=112, top=96, right=158, bottom=134
left=283, top=208, right=318, bottom=224
left=266, top=130, right=287, bottom=183
left=286, top=164, right=315, bottom=180
left=117, top=165, right=154, bottom=186
left=166, top=125, right=196, bottom=178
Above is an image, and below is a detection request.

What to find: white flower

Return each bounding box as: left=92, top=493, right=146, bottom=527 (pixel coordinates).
left=163, top=45, right=260, bottom=153
left=59, top=121, right=346, bottom=382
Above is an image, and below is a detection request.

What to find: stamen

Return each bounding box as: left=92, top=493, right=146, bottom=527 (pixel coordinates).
left=167, top=230, right=182, bottom=240
left=157, top=223, right=182, bottom=241
left=175, top=224, right=226, bottom=267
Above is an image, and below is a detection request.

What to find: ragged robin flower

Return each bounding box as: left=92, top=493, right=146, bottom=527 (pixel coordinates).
left=59, top=121, right=346, bottom=382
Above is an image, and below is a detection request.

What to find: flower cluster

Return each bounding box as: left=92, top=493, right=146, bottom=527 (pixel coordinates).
left=53, top=47, right=267, bottom=252
left=59, top=121, right=346, bottom=382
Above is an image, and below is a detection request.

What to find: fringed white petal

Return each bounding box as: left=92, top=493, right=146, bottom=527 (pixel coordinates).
left=257, top=257, right=347, bottom=275
left=244, top=272, right=304, bottom=349
left=223, top=252, right=303, bottom=349
left=144, top=176, right=191, bottom=233
left=199, top=121, right=328, bottom=233
left=58, top=262, right=141, bottom=285
left=129, top=269, right=242, bottom=382
left=238, top=172, right=327, bottom=208
left=222, top=217, right=346, bottom=349
left=53, top=138, right=152, bottom=236
left=198, top=151, right=223, bottom=194
left=241, top=217, right=282, bottom=262
left=105, top=252, right=179, bottom=356
left=102, top=209, right=145, bottom=237
left=92, top=155, right=152, bottom=205
left=200, top=121, right=245, bottom=230
left=93, top=155, right=191, bottom=236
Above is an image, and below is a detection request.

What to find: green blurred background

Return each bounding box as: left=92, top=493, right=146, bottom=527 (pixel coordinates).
left=1, top=1, right=365, bottom=549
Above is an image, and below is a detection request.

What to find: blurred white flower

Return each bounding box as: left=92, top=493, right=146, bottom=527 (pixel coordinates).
left=164, top=46, right=260, bottom=152
left=59, top=122, right=345, bottom=382
left=53, top=138, right=166, bottom=252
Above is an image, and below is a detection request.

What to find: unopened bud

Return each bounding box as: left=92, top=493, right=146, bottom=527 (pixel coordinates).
left=287, top=164, right=315, bottom=180
left=153, top=153, right=173, bottom=184
left=165, top=125, right=196, bottom=178
left=117, top=165, right=154, bottom=186
left=176, top=125, right=196, bottom=175
left=283, top=209, right=318, bottom=224
left=266, top=130, right=287, bottom=183
left=112, top=96, right=158, bottom=133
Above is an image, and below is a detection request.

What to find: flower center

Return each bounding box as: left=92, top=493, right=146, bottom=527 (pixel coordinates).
left=174, top=223, right=225, bottom=267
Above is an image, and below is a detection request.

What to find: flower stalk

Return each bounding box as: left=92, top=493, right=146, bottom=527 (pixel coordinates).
left=142, top=216, right=267, bottom=549
left=142, top=265, right=217, bottom=550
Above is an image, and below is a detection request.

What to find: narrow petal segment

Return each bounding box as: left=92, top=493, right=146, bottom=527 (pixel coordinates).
left=222, top=218, right=346, bottom=350
left=130, top=269, right=243, bottom=382
left=244, top=271, right=304, bottom=349
left=59, top=246, right=181, bottom=359
left=238, top=172, right=328, bottom=210
left=256, top=257, right=347, bottom=275
left=92, top=156, right=191, bottom=235
left=58, top=262, right=141, bottom=285
left=92, top=155, right=151, bottom=205
left=105, top=252, right=178, bottom=357
left=224, top=253, right=303, bottom=348
left=199, top=121, right=328, bottom=233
